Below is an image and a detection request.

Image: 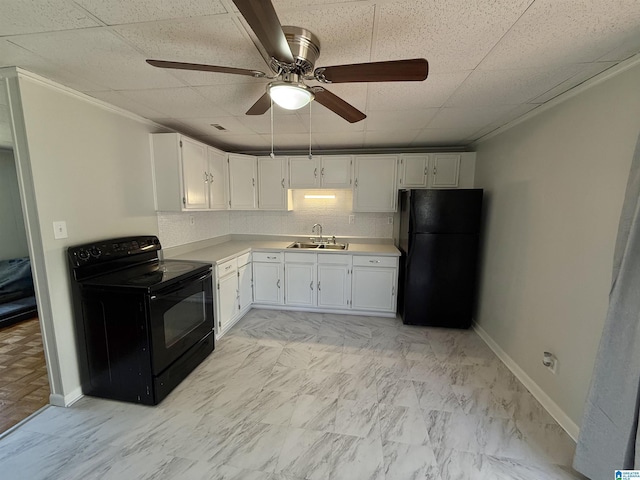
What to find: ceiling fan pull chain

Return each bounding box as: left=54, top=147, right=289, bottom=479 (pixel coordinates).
left=308, top=100, right=313, bottom=160
left=270, top=97, right=275, bottom=159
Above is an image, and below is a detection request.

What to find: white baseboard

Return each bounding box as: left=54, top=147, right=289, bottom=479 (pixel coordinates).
left=49, top=388, right=83, bottom=407
left=473, top=322, right=580, bottom=441
left=251, top=304, right=396, bottom=318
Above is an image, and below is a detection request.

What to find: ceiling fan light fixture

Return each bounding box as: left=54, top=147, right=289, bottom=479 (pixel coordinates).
left=268, top=82, right=314, bottom=110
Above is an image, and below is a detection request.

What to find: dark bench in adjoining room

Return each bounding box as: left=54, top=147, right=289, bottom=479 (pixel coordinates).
left=0, top=257, right=37, bottom=329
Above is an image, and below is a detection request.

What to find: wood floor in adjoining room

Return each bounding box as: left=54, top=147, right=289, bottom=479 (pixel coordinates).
left=0, top=317, right=50, bottom=434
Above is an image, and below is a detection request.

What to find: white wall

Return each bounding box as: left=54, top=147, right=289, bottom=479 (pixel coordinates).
left=157, top=189, right=395, bottom=248
left=473, top=62, right=640, bottom=431
left=15, top=74, right=160, bottom=402
left=0, top=149, right=29, bottom=260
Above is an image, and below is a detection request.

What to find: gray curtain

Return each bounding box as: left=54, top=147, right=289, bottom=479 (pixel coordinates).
left=574, top=132, right=640, bottom=478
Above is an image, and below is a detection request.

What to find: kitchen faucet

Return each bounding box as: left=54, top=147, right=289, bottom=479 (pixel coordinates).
left=312, top=224, right=323, bottom=243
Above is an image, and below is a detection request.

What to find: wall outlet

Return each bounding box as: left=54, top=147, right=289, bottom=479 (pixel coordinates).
left=189, top=215, right=195, bottom=226
left=387, top=217, right=393, bottom=225
left=349, top=215, right=355, bottom=224
left=53, top=221, right=68, bottom=239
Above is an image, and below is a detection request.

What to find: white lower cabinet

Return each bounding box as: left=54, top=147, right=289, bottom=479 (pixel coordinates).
left=317, top=255, right=351, bottom=309
left=252, top=252, right=284, bottom=305
left=214, top=252, right=252, bottom=338
left=351, top=255, right=398, bottom=313
left=284, top=253, right=316, bottom=307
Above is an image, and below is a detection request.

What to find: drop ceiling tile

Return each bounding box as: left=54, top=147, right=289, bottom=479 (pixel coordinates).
left=118, top=87, right=224, bottom=118
left=312, top=132, right=364, bottom=150
left=303, top=113, right=364, bottom=133
left=0, top=0, right=100, bottom=36
left=177, top=116, right=255, bottom=136
left=598, top=38, right=640, bottom=62
left=363, top=129, right=420, bottom=148
left=235, top=112, right=308, bottom=135
left=364, top=109, right=439, bottom=132
left=411, top=128, right=476, bottom=147
left=530, top=62, right=616, bottom=104
left=367, top=71, right=471, bottom=111
left=276, top=4, right=375, bottom=67
left=427, top=105, right=517, bottom=131
left=195, top=83, right=272, bottom=116
left=261, top=133, right=317, bottom=151
left=74, top=0, right=228, bottom=25
left=0, top=39, right=105, bottom=92
left=88, top=90, right=165, bottom=118
left=114, top=16, right=268, bottom=86
left=195, top=134, right=271, bottom=152
left=478, top=0, right=640, bottom=70
left=374, top=0, right=533, bottom=72
left=10, top=28, right=185, bottom=90
left=149, top=118, right=191, bottom=133
left=445, top=64, right=586, bottom=107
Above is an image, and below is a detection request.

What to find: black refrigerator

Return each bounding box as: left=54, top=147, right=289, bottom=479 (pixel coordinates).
left=397, top=189, right=483, bottom=328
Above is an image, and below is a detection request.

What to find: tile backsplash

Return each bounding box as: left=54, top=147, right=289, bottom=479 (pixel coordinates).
left=158, top=189, right=394, bottom=248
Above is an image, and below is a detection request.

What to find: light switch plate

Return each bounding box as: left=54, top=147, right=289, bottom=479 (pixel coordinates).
left=53, top=221, right=68, bottom=239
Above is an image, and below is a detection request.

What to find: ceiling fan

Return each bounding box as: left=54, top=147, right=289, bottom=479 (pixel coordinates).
left=146, top=0, right=428, bottom=123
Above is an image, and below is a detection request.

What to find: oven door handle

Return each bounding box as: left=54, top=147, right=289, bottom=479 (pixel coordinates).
left=150, top=271, right=211, bottom=299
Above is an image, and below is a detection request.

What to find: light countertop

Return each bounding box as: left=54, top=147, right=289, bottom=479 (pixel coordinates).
left=167, top=239, right=400, bottom=265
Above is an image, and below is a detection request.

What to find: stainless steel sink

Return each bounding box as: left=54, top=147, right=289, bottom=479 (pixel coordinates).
left=317, top=243, right=348, bottom=250
left=287, top=242, right=319, bottom=249
left=286, top=242, right=348, bottom=250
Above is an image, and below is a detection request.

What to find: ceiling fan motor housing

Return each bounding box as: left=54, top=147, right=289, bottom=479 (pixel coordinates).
left=275, top=26, right=321, bottom=76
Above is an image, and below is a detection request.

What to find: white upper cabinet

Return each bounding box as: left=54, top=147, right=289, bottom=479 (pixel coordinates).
left=353, top=155, right=398, bottom=212
left=207, top=148, right=229, bottom=210
left=228, top=154, right=257, bottom=209
left=288, top=155, right=352, bottom=189
left=398, top=154, right=429, bottom=188
left=429, top=154, right=460, bottom=188
left=258, top=156, right=292, bottom=210
left=151, top=133, right=228, bottom=211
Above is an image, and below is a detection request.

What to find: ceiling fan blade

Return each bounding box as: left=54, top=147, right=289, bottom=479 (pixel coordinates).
left=246, top=93, right=271, bottom=115
left=313, top=88, right=366, bottom=123
left=147, top=59, right=266, bottom=77
left=315, top=58, right=428, bottom=83
left=232, top=0, right=294, bottom=64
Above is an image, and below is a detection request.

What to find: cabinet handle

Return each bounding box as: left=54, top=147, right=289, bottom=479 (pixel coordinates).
left=203, top=172, right=209, bottom=183
left=252, top=178, right=255, bottom=187
left=267, top=256, right=277, bottom=260
left=354, top=178, right=358, bottom=188
left=392, top=286, right=395, bottom=295
left=433, top=167, right=437, bottom=175
left=277, top=279, right=281, bottom=288
left=321, top=167, right=325, bottom=177
left=225, top=265, right=232, bottom=271
left=314, top=168, right=317, bottom=178
left=310, top=281, right=313, bottom=290
left=369, top=260, right=381, bottom=263
left=424, top=167, right=428, bottom=176
left=317, top=281, right=321, bottom=291
left=281, top=178, right=285, bottom=188
left=209, top=173, right=214, bottom=183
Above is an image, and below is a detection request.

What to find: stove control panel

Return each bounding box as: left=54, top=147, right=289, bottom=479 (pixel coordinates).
left=68, top=235, right=161, bottom=267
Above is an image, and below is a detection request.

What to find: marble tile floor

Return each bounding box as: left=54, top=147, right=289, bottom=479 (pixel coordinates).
left=0, top=309, right=587, bottom=480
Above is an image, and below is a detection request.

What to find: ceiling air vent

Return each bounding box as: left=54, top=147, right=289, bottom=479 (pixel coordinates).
left=210, top=124, right=227, bottom=131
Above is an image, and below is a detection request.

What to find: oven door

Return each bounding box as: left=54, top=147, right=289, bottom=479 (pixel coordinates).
left=148, top=270, right=214, bottom=375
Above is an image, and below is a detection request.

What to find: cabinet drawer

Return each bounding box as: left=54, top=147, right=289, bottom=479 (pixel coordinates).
left=253, top=251, right=283, bottom=263
left=352, top=255, right=397, bottom=268
left=318, top=253, right=351, bottom=265
left=237, top=252, right=251, bottom=267
left=284, top=252, right=316, bottom=263
left=217, top=258, right=237, bottom=277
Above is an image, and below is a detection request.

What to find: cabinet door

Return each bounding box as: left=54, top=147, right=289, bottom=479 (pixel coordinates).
left=320, top=156, right=352, bottom=188
left=181, top=137, right=209, bottom=210
left=208, top=148, right=228, bottom=210
left=238, top=263, right=252, bottom=312
left=429, top=154, right=460, bottom=188
left=217, top=273, right=238, bottom=333
left=253, top=262, right=283, bottom=304
left=228, top=154, right=257, bottom=209
left=317, top=264, right=350, bottom=309
left=399, top=154, right=428, bottom=188
left=353, top=155, right=398, bottom=212
left=289, top=156, right=319, bottom=188
left=258, top=157, right=287, bottom=210
left=351, top=267, right=397, bottom=312
left=285, top=263, right=316, bottom=307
